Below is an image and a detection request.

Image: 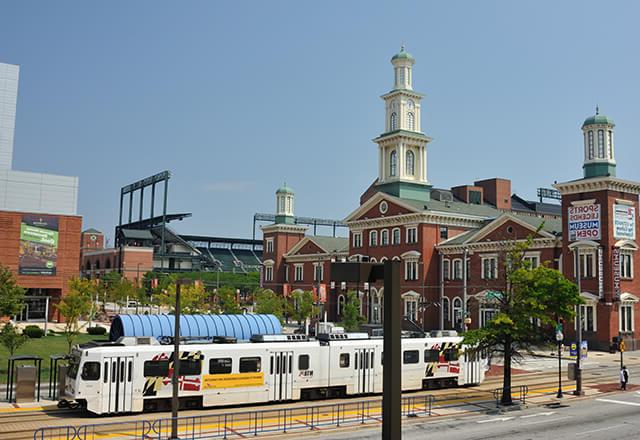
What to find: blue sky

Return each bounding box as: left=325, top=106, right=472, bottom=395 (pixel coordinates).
left=2, top=1, right=639, bottom=242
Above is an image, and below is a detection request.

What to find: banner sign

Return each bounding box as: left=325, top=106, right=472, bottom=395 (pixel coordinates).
left=613, top=204, right=636, bottom=239
left=19, top=215, right=59, bottom=276
left=612, top=248, right=621, bottom=300
left=568, top=204, right=601, bottom=241
left=598, top=247, right=604, bottom=299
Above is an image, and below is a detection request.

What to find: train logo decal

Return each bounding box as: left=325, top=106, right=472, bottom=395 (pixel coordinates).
left=142, top=351, right=203, bottom=397
left=425, top=342, right=460, bottom=377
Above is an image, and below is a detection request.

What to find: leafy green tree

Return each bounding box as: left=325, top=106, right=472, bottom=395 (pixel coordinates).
left=57, top=291, right=92, bottom=353
left=0, top=264, right=25, bottom=317
left=463, top=236, right=581, bottom=405
left=254, top=288, right=285, bottom=321
left=0, top=322, right=28, bottom=356
left=215, top=286, right=241, bottom=314
left=158, top=281, right=209, bottom=314
left=68, top=277, right=99, bottom=322
left=342, top=290, right=365, bottom=331
left=289, top=291, right=316, bottom=325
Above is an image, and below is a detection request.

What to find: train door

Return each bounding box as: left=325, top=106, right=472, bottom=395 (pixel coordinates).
left=354, top=348, right=375, bottom=394
left=102, top=356, right=134, bottom=413
left=269, top=351, right=293, bottom=401
left=464, top=349, right=479, bottom=385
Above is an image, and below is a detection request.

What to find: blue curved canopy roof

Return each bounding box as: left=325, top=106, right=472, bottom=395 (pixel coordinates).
left=109, top=314, right=282, bottom=342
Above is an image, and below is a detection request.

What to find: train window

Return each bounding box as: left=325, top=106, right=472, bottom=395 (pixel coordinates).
left=289, top=355, right=292, bottom=374
left=81, top=362, right=100, bottom=381
left=179, top=359, right=201, bottom=376
left=240, top=357, right=261, bottom=373
left=355, top=353, right=358, bottom=370
left=103, top=362, right=108, bottom=383
left=144, top=360, right=170, bottom=377
left=270, top=357, right=273, bottom=374
left=444, top=349, right=459, bottom=362
left=210, top=358, right=232, bottom=374
left=112, top=361, right=117, bottom=382
left=339, top=353, right=350, bottom=368
left=403, top=350, right=419, bottom=364
left=119, top=361, right=125, bottom=382
left=128, top=361, right=132, bottom=382
left=424, top=349, right=439, bottom=363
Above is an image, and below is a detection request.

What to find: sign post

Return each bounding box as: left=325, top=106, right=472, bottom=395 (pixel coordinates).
left=555, top=323, right=563, bottom=399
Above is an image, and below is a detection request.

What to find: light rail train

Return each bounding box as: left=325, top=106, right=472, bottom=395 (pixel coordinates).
left=61, top=332, right=487, bottom=414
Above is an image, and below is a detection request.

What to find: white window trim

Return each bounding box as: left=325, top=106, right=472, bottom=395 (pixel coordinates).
left=620, top=303, right=635, bottom=332
left=442, top=296, right=450, bottom=322
left=265, top=266, right=273, bottom=282
left=352, top=232, right=362, bottom=248
left=574, top=250, right=597, bottom=278
left=621, top=250, right=634, bottom=279
left=369, top=230, right=378, bottom=247
left=294, top=263, right=304, bottom=282
left=392, top=227, right=401, bottom=245
left=266, top=238, right=274, bottom=253
left=480, top=255, right=498, bottom=280
left=337, top=294, right=345, bottom=315
left=523, top=251, right=541, bottom=269
left=381, top=229, right=389, bottom=246
left=406, top=226, right=418, bottom=244
left=404, top=260, right=419, bottom=281
left=442, top=258, right=451, bottom=280
left=453, top=258, right=463, bottom=280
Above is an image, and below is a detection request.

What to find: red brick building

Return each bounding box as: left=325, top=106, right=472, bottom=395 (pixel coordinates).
left=261, top=49, right=640, bottom=351
left=0, top=210, right=82, bottom=321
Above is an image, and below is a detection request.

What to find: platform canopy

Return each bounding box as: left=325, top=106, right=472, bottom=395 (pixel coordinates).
left=109, top=314, right=282, bottom=342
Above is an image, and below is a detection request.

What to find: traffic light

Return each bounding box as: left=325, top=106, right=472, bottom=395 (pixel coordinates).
left=620, top=340, right=626, bottom=353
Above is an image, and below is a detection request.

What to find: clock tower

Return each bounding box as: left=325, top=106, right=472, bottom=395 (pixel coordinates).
left=374, top=47, right=433, bottom=201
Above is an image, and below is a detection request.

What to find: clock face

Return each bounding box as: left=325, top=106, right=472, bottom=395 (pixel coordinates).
left=90, top=235, right=97, bottom=241
left=379, top=201, right=388, bottom=214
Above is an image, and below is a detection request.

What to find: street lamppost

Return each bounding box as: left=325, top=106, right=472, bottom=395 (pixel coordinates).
left=170, top=278, right=192, bottom=440
left=555, top=319, right=564, bottom=398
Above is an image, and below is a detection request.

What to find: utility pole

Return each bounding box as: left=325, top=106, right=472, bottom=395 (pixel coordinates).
left=171, top=279, right=191, bottom=440
left=462, top=248, right=468, bottom=332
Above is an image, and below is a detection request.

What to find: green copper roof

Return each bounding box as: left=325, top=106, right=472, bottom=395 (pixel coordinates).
left=582, top=108, right=614, bottom=127
left=391, top=46, right=415, bottom=62
left=276, top=183, right=294, bottom=195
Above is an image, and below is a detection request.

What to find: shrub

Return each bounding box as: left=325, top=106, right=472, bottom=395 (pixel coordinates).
left=87, top=326, right=107, bottom=335
left=23, top=325, right=44, bottom=338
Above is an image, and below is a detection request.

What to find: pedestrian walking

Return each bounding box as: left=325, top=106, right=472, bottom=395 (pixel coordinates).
left=620, top=365, right=629, bottom=390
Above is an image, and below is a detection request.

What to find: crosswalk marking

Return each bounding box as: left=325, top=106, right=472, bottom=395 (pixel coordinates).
left=595, top=398, right=640, bottom=407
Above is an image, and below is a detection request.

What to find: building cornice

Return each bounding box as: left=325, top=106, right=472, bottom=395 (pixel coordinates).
left=380, top=89, right=424, bottom=100
left=554, top=176, right=640, bottom=196
left=284, top=251, right=349, bottom=263
left=437, top=237, right=560, bottom=255
left=261, top=224, right=308, bottom=234
left=373, top=130, right=432, bottom=145
left=347, top=210, right=487, bottom=230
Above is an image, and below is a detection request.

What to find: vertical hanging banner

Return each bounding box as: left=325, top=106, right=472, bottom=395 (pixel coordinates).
left=598, top=247, right=604, bottom=299
left=19, top=215, right=59, bottom=276
left=612, top=248, right=621, bottom=300
left=613, top=204, right=636, bottom=239
left=568, top=204, right=601, bottom=241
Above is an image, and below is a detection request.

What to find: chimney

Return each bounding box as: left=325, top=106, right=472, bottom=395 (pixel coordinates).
left=451, top=185, right=483, bottom=205
left=474, top=178, right=511, bottom=210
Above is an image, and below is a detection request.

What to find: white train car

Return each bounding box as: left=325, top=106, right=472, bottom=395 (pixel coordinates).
left=62, top=332, right=486, bottom=414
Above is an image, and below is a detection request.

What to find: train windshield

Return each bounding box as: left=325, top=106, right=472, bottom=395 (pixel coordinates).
left=67, top=353, right=81, bottom=379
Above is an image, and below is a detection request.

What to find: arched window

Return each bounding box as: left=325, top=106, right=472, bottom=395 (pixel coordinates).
left=369, top=230, right=378, bottom=247
left=407, top=112, right=415, bottom=131
left=390, top=112, right=398, bottom=131
left=453, top=297, right=463, bottom=328
left=608, top=130, right=613, bottom=158
left=381, top=229, right=389, bottom=246
left=598, top=130, right=605, bottom=158
left=588, top=131, right=594, bottom=159
left=406, top=150, right=415, bottom=175
left=392, top=228, right=401, bottom=245
left=390, top=150, right=397, bottom=176
left=442, top=297, right=450, bottom=325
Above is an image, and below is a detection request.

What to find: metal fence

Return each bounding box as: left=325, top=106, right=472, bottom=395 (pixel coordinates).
left=492, top=385, right=529, bottom=407
left=34, top=394, right=435, bottom=440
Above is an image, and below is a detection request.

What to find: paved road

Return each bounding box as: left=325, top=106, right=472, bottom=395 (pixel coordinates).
left=307, top=389, right=640, bottom=439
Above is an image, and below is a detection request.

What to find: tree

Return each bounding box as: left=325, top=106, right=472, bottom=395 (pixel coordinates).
left=215, top=286, right=241, bottom=314
left=0, top=264, right=25, bottom=317
left=0, top=322, right=28, bottom=356
left=68, top=277, right=99, bottom=323
left=342, top=290, right=366, bottom=331
left=158, top=281, right=209, bottom=314
left=57, top=291, right=92, bottom=353
left=463, top=235, right=582, bottom=405
left=254, top=288, right=285, bottom=321
left=289, top=291, right=315, bottom=325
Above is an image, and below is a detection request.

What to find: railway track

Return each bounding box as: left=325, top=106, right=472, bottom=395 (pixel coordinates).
left=3, top=364, right=626, bottom=440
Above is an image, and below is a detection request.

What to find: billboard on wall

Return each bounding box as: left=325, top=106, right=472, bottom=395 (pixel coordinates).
left=613, top=204, right=636, bottom=240
left=568, top=204, right=601, bottom=241
left=18, top=215, right=59, bottom=276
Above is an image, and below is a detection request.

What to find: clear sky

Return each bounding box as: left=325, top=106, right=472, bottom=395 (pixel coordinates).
left=2, top=1, right=639, bottom=242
